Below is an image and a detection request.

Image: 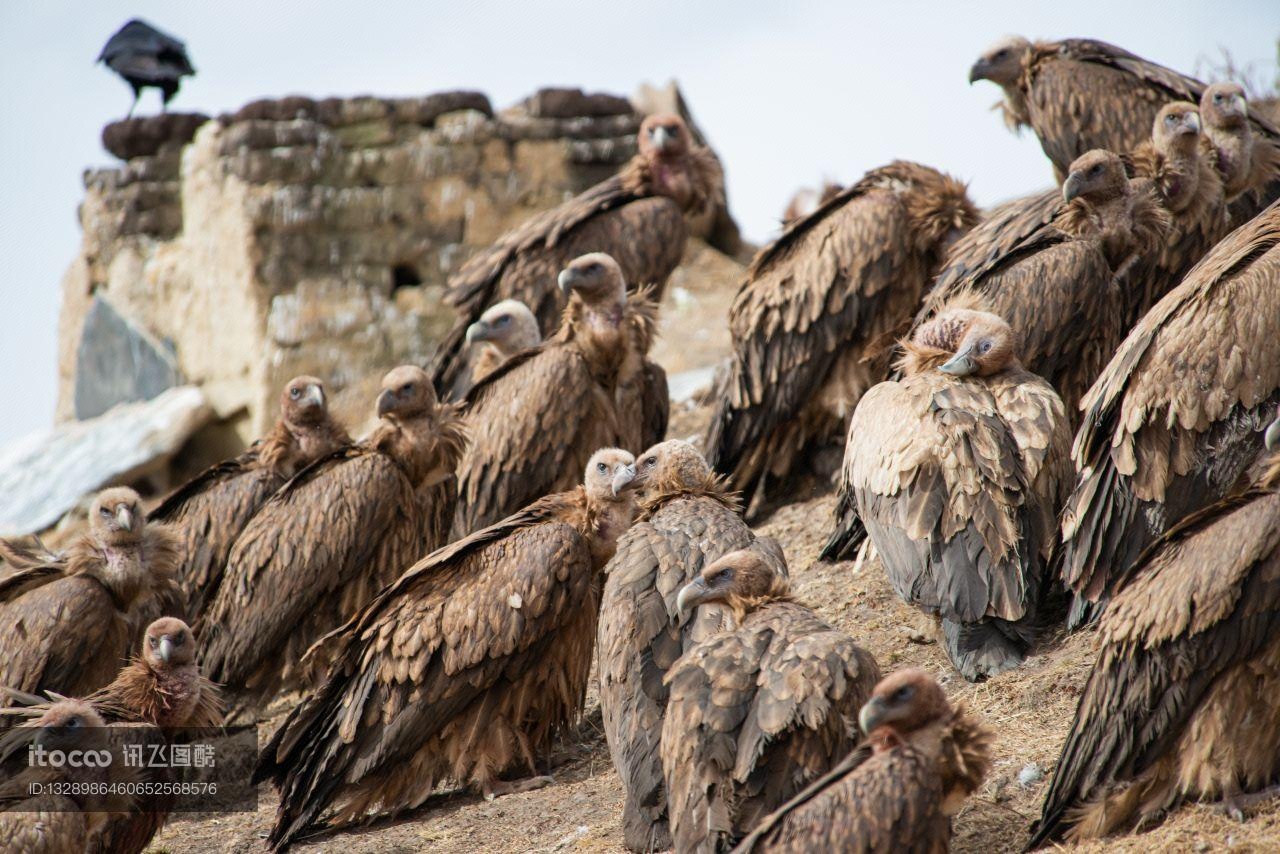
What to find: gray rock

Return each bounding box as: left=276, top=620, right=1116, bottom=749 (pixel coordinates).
left=74, top=296, right=183, bottom=420
left=1017, top=762, right=1045, bottom=788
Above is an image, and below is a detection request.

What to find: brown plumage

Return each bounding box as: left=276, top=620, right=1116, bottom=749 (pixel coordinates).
left=661, top=546, right=880, bottom=853
left=254, top=449, right=640, bottom=851
left=1199, top=82, right=1280, bottom=222
left=444, top=299, right=543, bottom=399
left=430, top=112, right=719, bottom=396
left=704, top=162, right=979, bottom=509
left=452, top=253, right=666, bottom=537
left=0, top=488, right=182, bottom=702
left=1060, top=200, right=1280, bottom=627
left=149, top=376, right=351, bottom=621
left=909, top=149, right=1169, bottom=420
left=196, top=366, right=465, bottom=712
left=1029, top=416, right=1280, bottom=847
left=826, top=308, right=1071, bottom=681
left=598, top=440, right=771, bottom=851
left=734, top=669, right=992, bottom=854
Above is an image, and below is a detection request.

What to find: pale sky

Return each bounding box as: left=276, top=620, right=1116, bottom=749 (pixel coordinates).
left=0, top=1, right=1275, bottom=446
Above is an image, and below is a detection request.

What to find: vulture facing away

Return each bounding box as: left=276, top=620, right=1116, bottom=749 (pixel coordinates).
left=1029, top=418, right=1280, bottom=846
left=197, top=366, right=465, bottom=712
left=430, top=112, right=720, bottom=396
left=255, top=449, right=640, bottom=851
left=662, top=547, right=880, bottom=853
left=0, top=488, right=182, bottom=703
left=598, top=440, right=767, bottom=852
left=439, top=299, right=542, bottom=400
left=97, top=19, right=195, bottom=116
left=149, top=376, right=351, bottom=621
left=1060, top=200, right=1280, bottom=626
left=826, top=308, right=1071, bottom=681
left=704, top=161, right=979, bottom=510
left=452, top=253, right=666, bottom=537
left=734, top=669, right=992, bottom=854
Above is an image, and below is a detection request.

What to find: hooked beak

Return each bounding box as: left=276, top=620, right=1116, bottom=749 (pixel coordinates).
left=858, top=696, right=888, bottom=736
left=115, top=505, right=135, bottom=532
left=651, top=125, right=672, bottom=152
left=158, top=636, right=174, bottom=664
left=675, top=577, right=709, bottom=621
left=938, top=345, right=977, bottom=377
left=1062, top=173, right=1084, bottom=203
left=376, top=389, right=396, bottom=418
left=1265, top=413, right=1280, bottom=452
left=1185, top=112, right=1201, bottom=134
left=557, top=268, right=578, bottom=298
left=465, top=320, right=492, bottom=345
left=611, top=463, right=637, bottom=496
left=967, top=60, right=987, bottom=85
left=304, top=384, right=325, bottom=409
left=1235, top=94, right=1248, bottom=117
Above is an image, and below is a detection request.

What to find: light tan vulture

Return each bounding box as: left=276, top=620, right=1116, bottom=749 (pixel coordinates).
left=703, top=162, right=979, bottom=511
left=149, top=376, right=350, bottom=621
left=438, top=299, right=542, bottom=400
left=1199, top=81, right=1280, bottom=223
left=196, top=366, right=465, bottom=712
left=825, top=307, right=1071, bottom=681
left=661, top=546, right=880, bottom=852
left=734, top=669, right=992, bottom=854
left=254, top=449, right=640, bottom=851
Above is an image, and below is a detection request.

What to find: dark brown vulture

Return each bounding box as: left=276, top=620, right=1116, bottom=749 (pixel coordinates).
left=661, top=547, right=880, bottom=853
left=1060, top=200, right=1280, bottom=627
left=149, top=375, right=351, bottom=621
left=452, top=253, right=666, bottom=537
left=439, top=298, right=542, bottom=400
left=907, top=149, right=1168, bottom=420
left=254, top=449, right=640, bottom=851
left=196, top=365, right=466, bottom=711
left=0, top=488, right=181, bottom=702
left=1029, top=418, right=1280, bottom=847
left=1200, top=82, right=1280, bottom=221
left=598, top=439, right=770, bottom=852
left=780, top=180, right=843, bottom=227
left=734, top=668, right=992, bottom=854
left=825, top=307, right=1071, bottom=681
left=430, top=112, right=720, bottom=396
left=703, top=162, right=979, bottom=510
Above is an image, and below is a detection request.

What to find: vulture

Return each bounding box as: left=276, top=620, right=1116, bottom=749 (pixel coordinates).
left=907, top=148, right=1169, bottom=419
left=197, top=366, right=466, bottom=711
left=440, top=299, right=542, bottom=400
left=254, top=449, right=641, bottom=851
left=703, top=161, right=979, bottom=509
left=0, top=488, right=182, bottom=702
left=598, top=439, right=769, bottom=852
left=825, top=307, right=1071, bottom=681
left=1060, top=200, right=1280, bottom=626
left=452, top=253, right=666, bottom=537
left=1029, top=416, right=1280, bottom=847
left=97, top=19, right=195, bottom=117
left=661, top=546, right=880, bottom=853
left=430, top=112, right=720, bottom=396
left=734, top=669, right=993, bottom=854
left=149, top=375, right=351, bottom=621
left=780, top=180, right=843, bottom=227
left=1199, top=82, right=1280, bottom=221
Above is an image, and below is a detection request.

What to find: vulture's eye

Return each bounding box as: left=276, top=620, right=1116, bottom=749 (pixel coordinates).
left=289, top=387, right=301, bottom=399
left=172, top=634, right=185, bottom=646
left=587, top=263, right=602, bottom=274
left=400, top=383, right=413, bottom=394
left=597, top=462, right=608, bottom=473
left=1214, top=94, right=1224, bottom=103
left=978, top=340, right=993, bottom=354
left=644, top=457, right=657, bottom=468
left=99, top=507, right=111, bottom=518
left=994, top=49, right=1007, bottom=60
left=892, top=685, right=913, bottom=703
left=149, top=636, right=158, bottom=647
left=495, top=315, right=509, bottom=326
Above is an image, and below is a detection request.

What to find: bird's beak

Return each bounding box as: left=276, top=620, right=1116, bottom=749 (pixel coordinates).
left=376, top=389, right=396, bottom=418
left=675, top=577, right=710, bottom=621
left=305, top=384, right=325, bottom=409
left=158, top=637, right=174, bottom=664
left=1185, top=112, right=1201, bottom=134
left=1265, top=413, right=1280, bottom=452
left=465, top=320, right=492, bottom=345
left=115, top=506, right=135, bottom=532
left=651, top=126, right=672, bottom=152
left=968, top=60, right=987, bottom=85
left=558, top=268, right=579, bottom=298
left=938, top=345, right=977, bottom=376
left=858, top=696, right=887, bottom=736
left=1062, top=173, right=1084, bottom=203
left=1235, top=94, right=1248, bottom=116
left=612, top=464, right=637, bottom=496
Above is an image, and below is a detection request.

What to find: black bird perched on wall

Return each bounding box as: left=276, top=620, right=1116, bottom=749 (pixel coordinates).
left=97, top=19, right=196, bottom=117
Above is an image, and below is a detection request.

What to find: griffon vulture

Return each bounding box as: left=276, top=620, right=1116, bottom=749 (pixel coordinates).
left=197, top=366, right=466, bottom=711
left=1199, top=82, right=1280, bottom=220
left=254, top=449, right=640, bottom=851
left=430, top=113, right=720, bottom=396
left=704, top=161, right=979, bottom=510
left=452, top=253, right=666, bottom=537
left=734, top=669, right=993, bottom=854
left=662, top=547, right=880, bottom=853
left=825, top=307, right=1071, bottom=681
left=1060, top=200, right=1280, bottom=626
left=149, top=376, right=350, bottom=621
left=439, top=299, right=542, bottom=400
left=1029, top=417, right=1280, bottom=846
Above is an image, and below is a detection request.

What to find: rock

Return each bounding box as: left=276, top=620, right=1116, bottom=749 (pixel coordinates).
left=223, top=91, right=494, bottom=126
left=0, top=387, right=212, bottom=536
left=74, top=296, right=183, bottom=420
left=101, top=113, right=210, bottom=160
left=523, top=87, right=633, bottom=119
left=1017, top=762, right=1045, bottom=788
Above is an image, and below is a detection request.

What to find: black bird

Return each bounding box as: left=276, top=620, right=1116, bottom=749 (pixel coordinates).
left=97, top=19, right=196, bottom=118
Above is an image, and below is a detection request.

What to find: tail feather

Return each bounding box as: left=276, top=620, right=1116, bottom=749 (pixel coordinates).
left=941, top=617, right=1032, bottom=682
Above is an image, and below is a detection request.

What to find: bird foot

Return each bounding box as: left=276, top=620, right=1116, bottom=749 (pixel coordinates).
left=482, top=775, right=554, bottom=801
left=1214, top=785, right=1280, bottom=822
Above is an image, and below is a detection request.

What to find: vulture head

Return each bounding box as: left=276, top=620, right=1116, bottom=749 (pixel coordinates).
left=585, top=447, right=639, bottom=500
left=632, top=439, right=715, bottom=498
left=1152, top=101, right=1202, bottom=156
left=638, top=112, right=693, bottom=161
left=143, top=616, right=196, bottom=668
left=676, top=539, right=790, bottom=623
left=969, top=36, right=1031, bottom=86
left=26, top=699, right=108, bottom=752
left=858, top=668, right=951, bottom=743
left=466, top=299, right=540, bottom=356
left=376, top=365, right=437, bottom=421
left=280, top=375, right=329, bottom=428
left=904, top=306, right=1018, bottom=378
left=1062, top=149, right=1128, bottom=205
left=90, top=486, right=144, bottom=548
left=1201, top=81, right=1249, bottom=131
left=558, top=253, right=627, bottom=308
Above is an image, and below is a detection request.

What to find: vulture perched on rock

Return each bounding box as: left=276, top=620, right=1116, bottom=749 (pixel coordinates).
left=598, top=439, right=768, bottom=852
left=0, top=488, right=182, bottom=702
left=1199, top=82, right=1280, bottom=221
left=255, top=449, right=640, bottom=851
left=452, top=253, right=666, bottom=537
left=197, top=366, right=465, bottom=712
left=703, top=161, right=979, bottom=510
left=439, top=299, right=542, bottom=400
left=661, top=547, right=880, bottom=853
left=825, top=307, right=1071, bottom=681
left=1029, top=417, right=1280, bottom=847
left=734, top=669, right=992, bottom=854
left=908, top=148, right=1168, bottom=419
left=149, top=376, right=350, bottom=621
left=430, top=112, right=720, bottom=396
left=97, top=19, right=195, bottom=117
left=1059, top=200, right=1280, bottom=627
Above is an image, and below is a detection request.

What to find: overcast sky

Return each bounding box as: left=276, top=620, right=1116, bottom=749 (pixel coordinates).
left=0, top=1, right=1275, bottom=447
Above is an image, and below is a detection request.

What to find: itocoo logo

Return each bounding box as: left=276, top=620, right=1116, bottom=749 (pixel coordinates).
left=28, top=743, right=113, bottom=768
